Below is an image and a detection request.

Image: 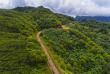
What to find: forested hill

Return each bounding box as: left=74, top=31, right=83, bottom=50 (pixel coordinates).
left=0, top=6, right=110, bottom=74
left=0, top=9, right=50, bottom=74
left=13, top=6, right=76, bottom=29
left=76, top=16, right=110, bottom=22
left=0, top=6, right=75, bottom=74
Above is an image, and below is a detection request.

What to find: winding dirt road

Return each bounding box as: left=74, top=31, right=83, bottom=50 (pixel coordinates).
left=37, top=31, right=60, bottom=74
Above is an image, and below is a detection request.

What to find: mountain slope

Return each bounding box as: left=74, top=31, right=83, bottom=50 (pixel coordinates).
left=37, top=31, right=61, bottom=74
left=13, top=6, right=76, bottom=29
left=0, top=6, right=110, bottom=74
left=0, top=9, right=50, bottom=74
left=41, top=26, right=110, bottom=74
left=0, top=6, right=76, bottom=74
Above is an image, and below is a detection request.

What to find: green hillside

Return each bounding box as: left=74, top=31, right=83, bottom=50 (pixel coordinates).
left=0, top=9, right=50, bottom=74
left=41, top=26, right=110, bottom=74
left=13, top=6, right=76, bottom=29
left=0, top=6, right=110, bottom=74
left=71, top=19, right=110, bottom=54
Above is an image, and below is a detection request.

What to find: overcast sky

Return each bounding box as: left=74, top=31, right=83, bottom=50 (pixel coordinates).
left=0, top=0, right=110, bottom=16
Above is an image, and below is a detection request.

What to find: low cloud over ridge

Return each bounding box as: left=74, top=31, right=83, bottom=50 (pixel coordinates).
left=0, top=0, right=110, bottom=16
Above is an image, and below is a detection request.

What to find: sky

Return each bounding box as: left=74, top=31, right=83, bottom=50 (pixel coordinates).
left=0, top=0, right=110, bottom=16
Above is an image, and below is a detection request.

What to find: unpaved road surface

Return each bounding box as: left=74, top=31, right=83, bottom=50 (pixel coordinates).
left=37, top=31, right=60, bottom=74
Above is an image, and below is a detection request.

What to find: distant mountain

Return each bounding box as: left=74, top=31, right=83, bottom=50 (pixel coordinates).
left=76, top=16, right=110, bottom=22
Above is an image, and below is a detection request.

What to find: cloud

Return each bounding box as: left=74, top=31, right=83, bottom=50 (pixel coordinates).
left=0, top=0, right=110, bottom=16
left=94, top=0, right=110, bottom=7
left=9, top=0, right=27, bottom=8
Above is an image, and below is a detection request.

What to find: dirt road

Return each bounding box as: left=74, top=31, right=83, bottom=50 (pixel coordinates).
left=37, top=31, right=60, bottom=74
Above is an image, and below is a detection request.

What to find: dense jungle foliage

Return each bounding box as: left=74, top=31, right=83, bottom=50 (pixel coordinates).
left=41, top=23, right=110, bottom=73
left=70, top=19, right=110, bottom=54
left=0, top=9, right=49, bottom=74
left=0, top=6, right=75, bottom=74
left=0, top=6, right=110, bottom=74
left=13, top=6, right=76, bottom=29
